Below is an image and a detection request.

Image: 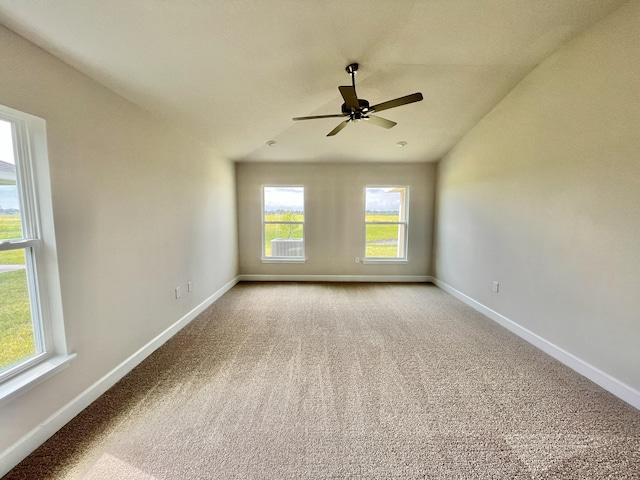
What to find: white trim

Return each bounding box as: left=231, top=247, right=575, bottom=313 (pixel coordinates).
left=0, top=105, right=69, bottom=391
left=0, top=276, right=239, bottom=478
left=0, top=354, right=76, bottom=406
left=261, top=258, right=307, bottom=264
left=432, top=277, right=640, bottom=410
left=239, top=274, right=432, bottom=283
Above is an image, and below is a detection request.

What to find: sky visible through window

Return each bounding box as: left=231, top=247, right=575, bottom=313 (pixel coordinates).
left=0, top=120, right=19, bottom=211
left=365, top=188, right=401, bottom=212
left=0, top=120, right=13, bottom=164
left=264, top=187, right=304, bottom=212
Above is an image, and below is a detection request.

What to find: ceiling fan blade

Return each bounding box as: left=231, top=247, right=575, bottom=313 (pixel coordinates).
left=370, top=92, right=423, bottom=113
left=292, top=114, right=345, bottom=121
left=339, top=86, right=360, bottom=110
left=365, top=115, right=397, bottom=129
left=327, top=120, right=350, bottom=137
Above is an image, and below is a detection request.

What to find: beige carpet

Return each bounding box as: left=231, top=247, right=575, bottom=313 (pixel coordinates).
left=4, top=282, right=640, bottom=479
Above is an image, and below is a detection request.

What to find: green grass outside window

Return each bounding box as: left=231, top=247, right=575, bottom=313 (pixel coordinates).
left=0, top=214, right=35, bottom=371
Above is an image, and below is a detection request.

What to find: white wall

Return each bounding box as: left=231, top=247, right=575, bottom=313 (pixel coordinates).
left=434, top=0, right=640, bottom=397
left=237, top=162, right=435, bottom=279
left=0, top=24, right=238, bottom=467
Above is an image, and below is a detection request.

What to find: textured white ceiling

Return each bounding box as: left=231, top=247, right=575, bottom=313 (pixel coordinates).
left=0, top=0, right=627, bottom=163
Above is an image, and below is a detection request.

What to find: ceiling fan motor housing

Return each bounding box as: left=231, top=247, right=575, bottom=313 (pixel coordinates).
left=342, top=98, right=370, bottom=117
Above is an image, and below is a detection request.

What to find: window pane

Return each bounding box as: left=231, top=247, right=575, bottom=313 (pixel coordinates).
left=365, top=187, right=401, bottom=222
left=0, top=209, right=23, bottom=241
left=264, top=224, right=304, bottom=257
left=365, top=224, right=401, bottom=258
left=0, top=248, right=36, bottom=373
left=264, top=187, right=304, bottom=219
left=0, top=120, right=22, bottom=237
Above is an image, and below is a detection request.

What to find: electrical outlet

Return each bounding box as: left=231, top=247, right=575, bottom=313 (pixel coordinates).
left=492, top=281, right=499, bottom=293
left=175, top=286, right=181, bottom=299
left=188, top=281, right=193, bottom=293
left=355, top=257, right=360, bottom=264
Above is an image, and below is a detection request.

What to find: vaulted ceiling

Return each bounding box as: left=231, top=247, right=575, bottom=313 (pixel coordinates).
left=0, top=0, right=627, bottom=163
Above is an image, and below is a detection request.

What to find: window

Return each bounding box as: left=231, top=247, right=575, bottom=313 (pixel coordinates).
left=262, top=186, right=305, bottom=260
left=364, top=186, right=409, bottom=260
left=0, top=104, right=72, bottom=403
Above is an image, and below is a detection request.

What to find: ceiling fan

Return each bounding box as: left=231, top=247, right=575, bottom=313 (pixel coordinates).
left=293, top=63, right=423, bottom=136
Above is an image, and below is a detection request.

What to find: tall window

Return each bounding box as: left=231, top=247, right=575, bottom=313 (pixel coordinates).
left=365, top=187, right=409, bottom=260
left=0, top=104, right=70, bottom=401
left=262, top=186, right=305, bottom=259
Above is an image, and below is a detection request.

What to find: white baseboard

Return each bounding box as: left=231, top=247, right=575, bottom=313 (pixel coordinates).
left=432, top=277, right=640, bottom=410
left=0, top=275, right=240, bottom=478
left=238, top=274, right=433, bottom=283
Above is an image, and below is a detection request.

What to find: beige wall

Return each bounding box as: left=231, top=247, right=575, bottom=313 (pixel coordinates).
left=236, top=162, right=435, bottom=278
left=434, top=1, right=640, bottom=392
left=0, top=25, right=238, bottom=458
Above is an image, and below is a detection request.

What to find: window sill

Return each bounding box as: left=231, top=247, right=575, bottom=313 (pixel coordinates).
left=0, top=353, right=77, bottom=406
left=261, top=258, right=307, bottom=264
left=362, top=259, right=409, bottom=264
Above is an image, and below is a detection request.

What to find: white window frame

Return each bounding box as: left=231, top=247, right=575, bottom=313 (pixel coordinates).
left=261, top=185, right=306, bottom=263
left=0, top=104, right=74, bottom=405
left=363, top=186, right=409, bottom=263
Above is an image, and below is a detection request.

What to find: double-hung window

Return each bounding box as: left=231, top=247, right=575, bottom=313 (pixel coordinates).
left=364, top=186, right=409, bottom=260
left=0, top=104, right=72, bottom=403
left=262, top=186, right=305, bottom=260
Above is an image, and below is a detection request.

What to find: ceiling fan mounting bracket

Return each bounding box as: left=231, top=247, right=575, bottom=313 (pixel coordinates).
left=345, top=63, right=358, bottom=75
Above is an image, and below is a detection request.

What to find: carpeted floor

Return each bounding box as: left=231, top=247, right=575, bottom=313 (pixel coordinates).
left=4, top=282, right=640, bottom=479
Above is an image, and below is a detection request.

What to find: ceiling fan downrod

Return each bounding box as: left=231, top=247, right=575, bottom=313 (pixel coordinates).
left=346, top=63, right=358, bottom=90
